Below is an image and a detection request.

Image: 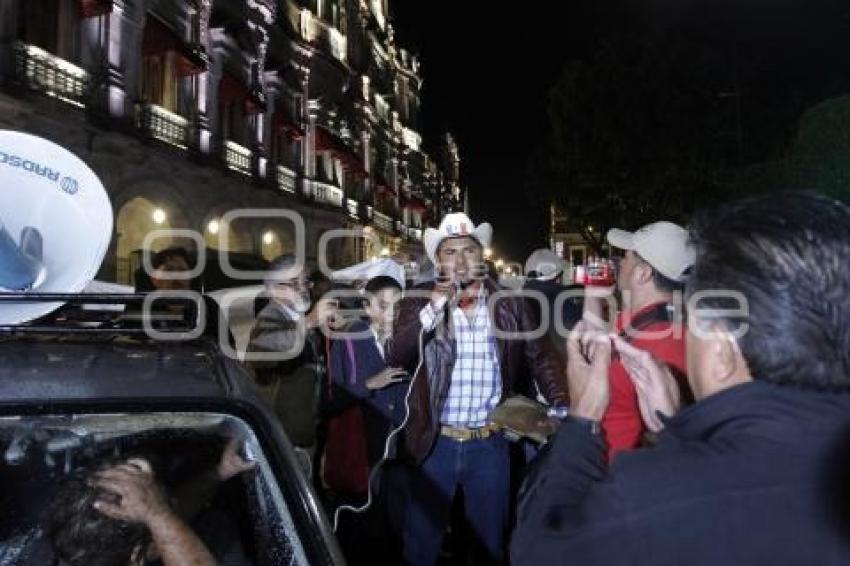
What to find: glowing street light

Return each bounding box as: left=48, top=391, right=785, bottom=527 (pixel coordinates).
left=207, top=219, right=220, bottom=235
left=263, top=231, right=275, bottom=245
left=152, top=208, right=166, bottom=225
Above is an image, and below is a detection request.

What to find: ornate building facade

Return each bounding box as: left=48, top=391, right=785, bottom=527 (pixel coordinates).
left=0, top=0, right=465, bottom=283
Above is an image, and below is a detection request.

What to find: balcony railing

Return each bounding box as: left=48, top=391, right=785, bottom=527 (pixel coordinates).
left=314, top=181, right=344, bottom=207
left=277, top=165, right=297, bottom=193
left=136, top=103, right=189, bottom=149
left=374, top=95, right=390, bottom=124
left=347, top=198, right=359, bottom=218
left=292, top=4, right=347, bottom=64
left=13, top=41, right=89, bottom=108
left=402, top=127, right=422, bottom=152
left=224, top=140, right=252, bottom=176
left=327, top=27, right=347, bottom=62
left=373, top=211, right=394, bottom=233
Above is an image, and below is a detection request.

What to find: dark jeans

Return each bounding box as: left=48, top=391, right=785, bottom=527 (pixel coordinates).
left=403, top=433, right=510, bottom=566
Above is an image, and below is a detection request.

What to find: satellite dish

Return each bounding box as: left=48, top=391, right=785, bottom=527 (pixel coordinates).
left=0, top=130, right=113, bottom=324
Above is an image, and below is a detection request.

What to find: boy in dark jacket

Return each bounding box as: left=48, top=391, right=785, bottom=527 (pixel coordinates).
left=325, top=275, right=408, bottom=565
left=328, top=275, right=408, bottom=469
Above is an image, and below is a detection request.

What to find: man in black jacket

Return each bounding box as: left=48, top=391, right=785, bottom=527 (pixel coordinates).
left=511, top=192, right=850, bottom=565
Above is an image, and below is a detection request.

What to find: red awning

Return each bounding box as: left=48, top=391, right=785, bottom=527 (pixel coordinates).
left=79, top=0, right=112, bottom=18
left=142, top=16, right=207, bottom=75
left=315, top=126, right=368, bottom=180
left=218, top=73, right=248, bottom=106
left=273, top=113, right=305, bottom=141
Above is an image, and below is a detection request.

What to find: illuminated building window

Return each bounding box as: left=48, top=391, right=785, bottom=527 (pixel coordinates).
left=554, top=241, right=565, bottom=259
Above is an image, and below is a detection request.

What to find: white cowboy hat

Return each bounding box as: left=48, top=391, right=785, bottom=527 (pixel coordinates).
left=423, top=212, right=493, bottom=264
left=331, top=258, right=406, bottom=289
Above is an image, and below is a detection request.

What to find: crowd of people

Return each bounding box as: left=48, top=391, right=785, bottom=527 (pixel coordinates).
left=241, top=192, right=850, bottom=565
left=39, top=190, right=850, bottom=565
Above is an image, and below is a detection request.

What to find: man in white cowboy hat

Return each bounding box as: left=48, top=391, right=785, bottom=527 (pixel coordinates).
left=593, top=221, right=695, bottom=459
left=385, top=212, right=568, bottom=566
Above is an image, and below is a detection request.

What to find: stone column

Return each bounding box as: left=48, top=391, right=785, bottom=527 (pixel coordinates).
left=193, top=0, right=212, bottom=154
left=84, top=0, right=131, bottom=119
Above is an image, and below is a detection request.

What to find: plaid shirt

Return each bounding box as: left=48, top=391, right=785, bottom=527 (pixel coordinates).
left=419, top=288, right=502, bottom=428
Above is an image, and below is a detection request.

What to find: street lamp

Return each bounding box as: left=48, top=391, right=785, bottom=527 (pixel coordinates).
left=207, top=219, right=220, bottom=235
left=152, top=208, right=166, bottom=225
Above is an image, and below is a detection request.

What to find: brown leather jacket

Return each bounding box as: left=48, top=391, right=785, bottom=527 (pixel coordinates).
left=386, top=278, right=568, bottom=463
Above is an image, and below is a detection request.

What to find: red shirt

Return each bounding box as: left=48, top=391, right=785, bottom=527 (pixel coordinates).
left=602, top=301, right=687, bottom=460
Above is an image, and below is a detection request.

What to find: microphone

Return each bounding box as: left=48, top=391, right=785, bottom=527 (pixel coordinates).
left=442, top=279, right=457, bottom=327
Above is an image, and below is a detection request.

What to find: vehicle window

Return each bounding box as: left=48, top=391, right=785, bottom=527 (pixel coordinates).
left=0, top=413, right=309, bottom=566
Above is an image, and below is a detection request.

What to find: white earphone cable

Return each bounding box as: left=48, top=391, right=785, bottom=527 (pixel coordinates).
left=332, top=324, right=427, bottom=531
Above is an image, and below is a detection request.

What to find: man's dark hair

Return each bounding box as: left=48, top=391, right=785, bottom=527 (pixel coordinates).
left=310, top=269, right=332, bottom=304
left=651, top=269, right=685, bottom=294
left=47, top=462, right=150, bottom=566
left=687, top=192, right=850, bottom=391
left=364, top=275, right=402, bottom=295
left=151, top=247, right=192, bottom=271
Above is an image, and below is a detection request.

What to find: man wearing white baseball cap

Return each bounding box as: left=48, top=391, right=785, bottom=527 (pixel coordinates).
left=594, top=221, right=695, bottom=460
left=606, top=221, right=695, bottom=284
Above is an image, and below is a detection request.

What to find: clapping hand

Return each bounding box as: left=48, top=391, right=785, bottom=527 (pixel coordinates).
left=365, top=367, right=408, bottom=390
left=566, top=321, right=613, bottom=422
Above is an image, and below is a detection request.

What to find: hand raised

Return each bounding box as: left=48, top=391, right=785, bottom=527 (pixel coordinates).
left=566, top=321, right=613, bottom=422
left=92, top=458, right=170, bottom=525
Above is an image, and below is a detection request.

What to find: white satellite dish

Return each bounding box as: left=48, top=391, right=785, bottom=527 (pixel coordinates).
left=0, top=130, right=113, bottom=325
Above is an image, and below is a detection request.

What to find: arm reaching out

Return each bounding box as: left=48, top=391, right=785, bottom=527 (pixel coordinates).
left=93, top=458, right=217, bottom=566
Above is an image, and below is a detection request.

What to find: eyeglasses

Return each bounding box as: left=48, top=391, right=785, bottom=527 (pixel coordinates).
left=272, top=280, right=314, bottom=290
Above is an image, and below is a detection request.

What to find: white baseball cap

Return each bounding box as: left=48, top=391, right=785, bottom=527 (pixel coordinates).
left=606, top=221, right=694, bottom=282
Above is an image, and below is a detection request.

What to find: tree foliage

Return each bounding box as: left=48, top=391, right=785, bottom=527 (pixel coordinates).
left=736, top=95, right=850, bottom=203
left=529, top=29, right=734, bottom=250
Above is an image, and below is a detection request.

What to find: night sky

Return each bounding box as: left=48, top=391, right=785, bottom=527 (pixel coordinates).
left=393, top=0, right=850, bottom=266
left=393, top=2, right=608, bottom=265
